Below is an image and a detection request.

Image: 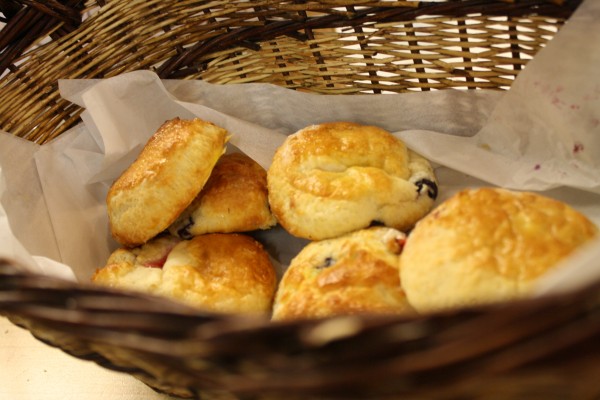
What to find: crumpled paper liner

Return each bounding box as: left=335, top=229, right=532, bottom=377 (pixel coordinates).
left=397, top=0, right=600, bottom=194
left=0, top=0, right=599, bottom=295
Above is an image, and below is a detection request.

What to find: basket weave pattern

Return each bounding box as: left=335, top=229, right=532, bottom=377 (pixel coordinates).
left=1, top=1, right=598, bottom=399
left=2, top=259, right=600, bottom=399
left=0, top=0, right=579, bottom=143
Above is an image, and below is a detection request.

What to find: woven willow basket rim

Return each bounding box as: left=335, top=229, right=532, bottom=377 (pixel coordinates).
left=1, top=1, right=598, bottom=399
left=3, top=257, right=600, bottom=399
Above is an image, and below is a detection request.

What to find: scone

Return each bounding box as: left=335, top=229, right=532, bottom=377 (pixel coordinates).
left=107, top=118, right=229, bottom=247
left=92, top=233, right=277, bottom=314
left=400, top=187, right=599, bottom=313
left=272, top=227, right=414, bottom=321
left=169, top=152, right=276, bottom=238
left=267, top=122, right=438, bottom=240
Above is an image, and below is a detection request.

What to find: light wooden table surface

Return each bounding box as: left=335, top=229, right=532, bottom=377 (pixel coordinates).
left=0, top=316, right=176, bottom=400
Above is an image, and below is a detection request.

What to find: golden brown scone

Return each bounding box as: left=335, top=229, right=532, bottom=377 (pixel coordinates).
left=267, top=122, right=438, bottom=240
left=169, top=152, right=276, bottom=238
left=92, top=233, right=277, bottom=314
left=400, top=187, right=599, bottom=313
left=107, top=118, right=229, bottom=247
left=272, top=227, right=415, bottom=321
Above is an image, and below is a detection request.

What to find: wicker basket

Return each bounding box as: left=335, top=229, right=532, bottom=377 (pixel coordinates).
left=2, top=1, right=599, bottom=399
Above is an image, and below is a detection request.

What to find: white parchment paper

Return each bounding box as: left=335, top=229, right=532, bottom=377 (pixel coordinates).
left=0, top=0, right=599, bottom=295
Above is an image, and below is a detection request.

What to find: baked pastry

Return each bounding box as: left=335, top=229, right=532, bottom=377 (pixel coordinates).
left=107, top=118, right=229, bottom=247
left=267, top=122, right=437, bottom=240
left=92, top=233, right=277, bottom=314
left=169, top=152, right=276, bottom=238
left=400, top=187, right=599, bottom=313
left=272, top=227, right=415, bottom=321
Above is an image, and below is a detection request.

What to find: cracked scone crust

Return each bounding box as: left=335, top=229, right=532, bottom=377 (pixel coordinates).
left=169, top=152, right=276, bottom=238
left=272, top=227, right=414, bottom=321
left=107, top=118, right=229, bottom=247
left=92, top=233, right=277, bottom=314
left=267, top=122, right=438, bottom=240
left=400, top=187, right=598, bottom=313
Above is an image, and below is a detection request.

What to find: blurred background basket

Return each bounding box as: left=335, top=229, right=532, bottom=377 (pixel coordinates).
left=2, top=1, right=599, bottom=399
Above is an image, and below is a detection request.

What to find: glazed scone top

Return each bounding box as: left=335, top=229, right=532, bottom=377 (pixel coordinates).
left=267, top=122, right=437, bottom=240
left=272, top=226, right=414, bottom=321
left=169, top=152, right=276, bottom=238
left=400, top=187, right=599, bottom=312
left=93, top=233, right=277, bottom=314
left=107, top=118, right=229, bottom=247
